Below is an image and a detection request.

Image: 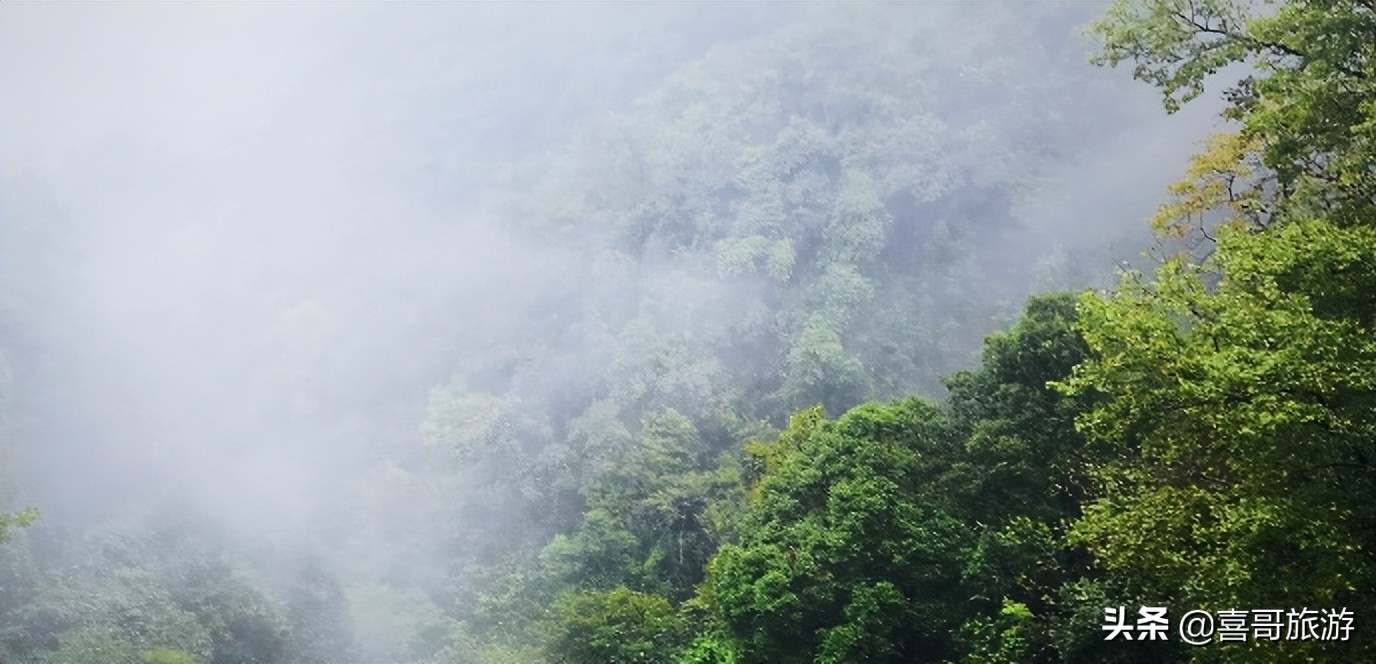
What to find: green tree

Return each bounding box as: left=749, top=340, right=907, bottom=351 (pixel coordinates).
left=1073, top=1, right=1375, bottom=660
left=1093, top=0, right=1376, bottom=230
left=541, top=586, right=686, bottom=664
left=942, top=293, right=1096, bottom=528
left=940, top=295, right=1097, bottom=662
left=705, top=401, right=970, bottom=663
left=1062, top=220, right=1376, bottom=661
left=939, top=293, right=1179, bottom=663
left=0, top=508, right=35, bottom=545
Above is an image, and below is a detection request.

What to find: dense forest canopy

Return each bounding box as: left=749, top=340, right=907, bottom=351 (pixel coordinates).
left=1, top=0, right=1370, bottom=662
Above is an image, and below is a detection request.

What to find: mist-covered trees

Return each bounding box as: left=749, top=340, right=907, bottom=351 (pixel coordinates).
left=673, top=294, right=1143, bottom=664
left=3, top=0, right=1369, bottom=662
left=0, top=508, right=34, bottom=544
left=394, top=5, right=1148, bottom=660
left=462, top=1, right=1130, bottom=420
left=512, top=0, right=1373, bottom=660
left=425, top=292, right=1107, bottom=663
left=388, top=1, right=1373, bottom=661
left=542, top=586, right=686, bottom=664
left=397, top=4, right=1134, bottom=658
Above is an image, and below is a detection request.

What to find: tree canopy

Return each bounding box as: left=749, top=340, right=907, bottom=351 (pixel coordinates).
left=1, top=0, right=1370, bottom=662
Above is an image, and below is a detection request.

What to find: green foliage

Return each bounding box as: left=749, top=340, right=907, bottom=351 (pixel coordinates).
left=280, top=561, right=353, bottom=663
left=943, top=293, right=1096, bottom=526
left=569, top=410, right=742, bottom=598
left=936, top=295, right=1114, bottom=663
left=0, top=507, right=36, bottom=544
left=541, top=510, right=642, bottom=592
left=462, top=291, right=1105, bottom=663
left=345, top=582, right=462, bottom=663
left=1061, top=219, right=1376, bottom=661
left=11, top=567, right=216, bottom=664
left=780, top=316, right=870, bottom=413
left=1091, top=0, right=1254, bottom=113
left=690, top=292, right=1133, bottom=663
left=420, top=5, right=1165, bottom=655
left=140, top=648, right=200, bottom=664
left=1093, top=0, right=1376, bottom=228
left=9, top=3, right=1368, bottom=663
left=0, top=520, right=348, bottom=664
left=541, top=586, right=686, bottom=664
left=706, top=398, right=971, bottom=662
left=956, top=598, right=1035, bottom=664
left=1066, top=4, right=1376, bottom=659
left=481, top=2, right=1111, bottom=426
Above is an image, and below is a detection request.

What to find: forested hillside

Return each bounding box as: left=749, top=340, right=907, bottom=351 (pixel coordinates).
left=1, top=1, right=1370, bottom=662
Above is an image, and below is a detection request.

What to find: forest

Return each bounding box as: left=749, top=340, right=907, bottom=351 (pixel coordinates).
left=1, top=0, right=1372, bottom=662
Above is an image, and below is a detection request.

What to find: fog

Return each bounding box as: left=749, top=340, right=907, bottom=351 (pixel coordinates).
left=4, top=2, right=773, bottom=522
left=2, top=2, right=1225, bottom=661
